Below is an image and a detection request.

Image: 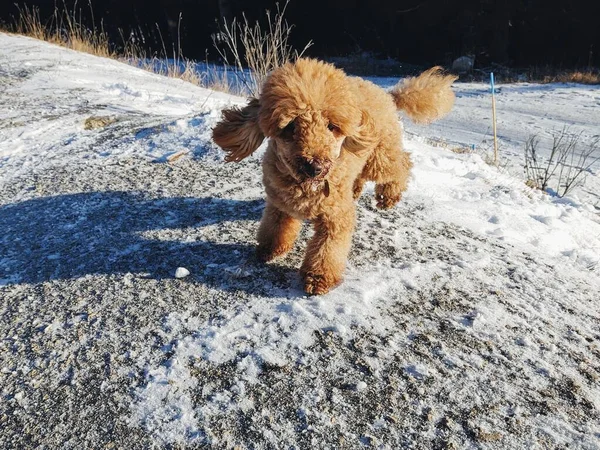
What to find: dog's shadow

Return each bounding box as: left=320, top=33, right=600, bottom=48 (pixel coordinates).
left=0, top=191, right=300, bottom=295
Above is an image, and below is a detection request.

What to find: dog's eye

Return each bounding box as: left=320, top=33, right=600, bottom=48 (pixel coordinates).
left=282, top=121, right=295, bottom=137
left=327, top=123, right=341, bottom=134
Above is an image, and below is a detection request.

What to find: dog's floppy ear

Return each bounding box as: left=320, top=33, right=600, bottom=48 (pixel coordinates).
left=212, top=98, right=265, bottom=162
left=343, top=111, right=377, bottom=156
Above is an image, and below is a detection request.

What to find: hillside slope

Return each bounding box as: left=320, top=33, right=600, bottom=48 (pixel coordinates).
left=1, top=34, right=599, bottom=449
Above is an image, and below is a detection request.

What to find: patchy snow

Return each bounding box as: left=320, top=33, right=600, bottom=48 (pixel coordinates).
left=372, top=76, right=600, bottom=209
left=1, top=33, right=599, bottom=449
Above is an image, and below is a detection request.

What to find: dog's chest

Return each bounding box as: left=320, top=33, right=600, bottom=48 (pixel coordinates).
left=265, top=177, right=333, bottom=220
left=262, top=149, right=361, bottom=220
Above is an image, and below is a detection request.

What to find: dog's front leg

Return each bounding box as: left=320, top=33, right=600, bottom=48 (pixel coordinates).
left=301, top=208, right=355, bottom=295
left=256, top=201, right=302, bottom=262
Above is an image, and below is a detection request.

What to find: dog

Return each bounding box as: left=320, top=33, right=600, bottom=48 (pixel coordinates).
left=212, top=58, right=456, bottom=295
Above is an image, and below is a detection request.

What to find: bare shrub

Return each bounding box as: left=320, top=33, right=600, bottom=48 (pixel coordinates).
left=524, top=127, right=600, bottom=197
left=212, top=1, right=312, bottom=97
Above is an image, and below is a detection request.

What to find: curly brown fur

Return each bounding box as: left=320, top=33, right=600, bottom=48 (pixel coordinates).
left=212, top=59, right=456, bottom=295
left=212, top=98, right=264, bottom=162
left=390, top=66, right=458, bottom=124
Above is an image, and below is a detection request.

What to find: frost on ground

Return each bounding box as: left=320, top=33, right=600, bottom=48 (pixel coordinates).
left=1, top=34, right=600, bottom=449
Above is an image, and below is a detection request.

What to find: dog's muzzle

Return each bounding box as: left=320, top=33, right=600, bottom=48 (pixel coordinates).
left=297, top=157, right=331, bottom=179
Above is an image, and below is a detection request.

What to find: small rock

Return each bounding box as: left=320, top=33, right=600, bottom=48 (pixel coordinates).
left=175, top=267, right=190, bottom=279
left=14, top=391, right=25, bottom=406
left=355, top=381, right=367, bottom=391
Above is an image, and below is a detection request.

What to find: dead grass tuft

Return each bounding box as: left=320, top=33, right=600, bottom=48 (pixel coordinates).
left=84, top=116, right=117, bottom=130
left=543, top=71, right=600, bottom=85
left=14, top=3, right=113, bottom=58
left=6, top=3, right=237, bottom=93
left=449, top=146, right=475, bottom=154
left=520, top=66, right=600, bottom=85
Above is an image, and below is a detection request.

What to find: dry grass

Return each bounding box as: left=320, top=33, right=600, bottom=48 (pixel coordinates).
left=6, top=3, right=237, bottom=93
left=14, top=3, right=113, bottom=58
left=213, top=0, right=312, bottom=97
left=7, top=1, right=309, bottom=96
left=129, top=57, right=241, bottom=94
left=542, top=71, right=600, bottom=85
left=518, top=66, right=600, bottom=85
left=84, top=115, right=117, bottom=130
left=461, top=66, right=600, bottom=86
left=449, top=146, right=475, bottom=154
left=132, top=58, right=203, bottom=87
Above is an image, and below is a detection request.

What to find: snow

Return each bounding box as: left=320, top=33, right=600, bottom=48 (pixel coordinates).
left=374, top=75, right=600, bottom=209
left=1, top=33, right=599, bottom=448
left=407, top=145, right=600, bottom=269
left=0, top=34, right=233, bottom=186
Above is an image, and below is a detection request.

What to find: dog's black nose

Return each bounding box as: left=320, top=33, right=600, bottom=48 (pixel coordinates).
left=299, top=158, right=328, bottom=178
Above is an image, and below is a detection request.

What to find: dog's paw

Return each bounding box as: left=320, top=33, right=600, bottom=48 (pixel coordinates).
left=302, top=272, right=341, bottom=295
left=375, top=183, right=402, bottom=210
left=376, top=193, right=401, bottom=209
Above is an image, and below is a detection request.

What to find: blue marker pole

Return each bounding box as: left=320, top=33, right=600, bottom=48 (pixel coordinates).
left=491, top=72, right=498, bottom=165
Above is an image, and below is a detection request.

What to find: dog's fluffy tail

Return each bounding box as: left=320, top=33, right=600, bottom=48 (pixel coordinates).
left=390, top=67, right=458, bottom=124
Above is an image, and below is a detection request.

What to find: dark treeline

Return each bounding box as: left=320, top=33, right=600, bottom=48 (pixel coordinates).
left=1, top=0, right=599, bottom=69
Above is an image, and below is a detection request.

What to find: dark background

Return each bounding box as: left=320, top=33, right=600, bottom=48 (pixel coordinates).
left=1, top=0, right=599, bottom=69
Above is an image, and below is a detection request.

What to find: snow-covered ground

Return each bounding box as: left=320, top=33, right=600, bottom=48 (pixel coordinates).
left=1, top=33, right=599, bottom=449
left=375, top=75, right=600, bottom=209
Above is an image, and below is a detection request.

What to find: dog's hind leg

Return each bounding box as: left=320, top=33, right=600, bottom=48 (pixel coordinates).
left=257, top=202, right=302, bottom=262
left=301, top=208, right=355, bottom=295
left=362, top=143, right=412, bottom=210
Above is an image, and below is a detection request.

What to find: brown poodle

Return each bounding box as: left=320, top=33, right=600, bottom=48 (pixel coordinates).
left=212, top=59, right=456, bottom=295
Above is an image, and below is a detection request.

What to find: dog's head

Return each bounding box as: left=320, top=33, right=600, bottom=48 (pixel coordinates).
left=259, top=58, right=369, bottom=182
left=212, top=59, right=374, bottom=180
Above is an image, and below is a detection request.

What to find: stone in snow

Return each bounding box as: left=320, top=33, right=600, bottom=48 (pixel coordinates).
left=175, top=267, right=190, bottom=279
left=355, top=381, right=367, bottom=391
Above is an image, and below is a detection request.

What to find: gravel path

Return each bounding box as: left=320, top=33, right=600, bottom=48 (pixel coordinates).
left=2, top=154, right=599, bottom=448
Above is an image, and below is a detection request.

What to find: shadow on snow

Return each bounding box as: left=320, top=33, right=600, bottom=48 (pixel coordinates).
left=0, top=192, right=300, bottom=295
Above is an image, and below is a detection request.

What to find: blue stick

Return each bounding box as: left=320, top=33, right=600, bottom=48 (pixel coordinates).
left=490, top=72, right=498, bottom=164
